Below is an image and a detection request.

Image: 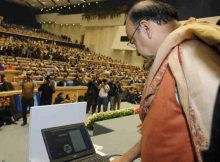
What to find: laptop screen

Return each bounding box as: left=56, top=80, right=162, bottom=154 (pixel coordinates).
left=41, top=123, right=95, bottom=162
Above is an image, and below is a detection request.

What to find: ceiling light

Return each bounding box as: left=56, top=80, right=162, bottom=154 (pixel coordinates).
left=96, top=2, right=99, bottom=4
left=82, top=5, right=85, bottom=8
left=78, top=4, right=80, bottom=6
left=74, top=5, right=76, bottom=7
left=68, top=7, right=71, bottom=9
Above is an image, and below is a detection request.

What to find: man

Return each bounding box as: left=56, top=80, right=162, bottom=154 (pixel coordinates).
left=73, top=74, right=83, bottom=86
left=54, top=92, right=65, bottom=104
left=57, top=76, right=68, bottom=87
left=0, top=74, right=14, bottom=92
left=114, top=81, right=123, bottom=110
left=86, top=77, right=99, bottom=114
left=0, top=63, right=4, bottom=71
left=97, top=79, right=110, bottom=112
left=108, top=79, right=116, bottom=111
left=113, top=1, right=220, bottom=162
left=5, top=64, right=15, bottom=71
left=20, top=73, right=36, bottom=126
left=0, top=97, right=17, bottom=126
left=38, top=76, right=55, bottom=106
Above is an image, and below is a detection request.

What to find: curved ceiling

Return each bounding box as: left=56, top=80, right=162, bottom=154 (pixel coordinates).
left=5, top=0, right=103, bottom=8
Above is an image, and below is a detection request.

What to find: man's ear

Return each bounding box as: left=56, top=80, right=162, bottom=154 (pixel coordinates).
left=140, top=20, right=152, bottom=39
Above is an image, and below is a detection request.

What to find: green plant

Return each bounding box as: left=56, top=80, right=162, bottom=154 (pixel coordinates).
left=85, top=108, right=134, bottom=130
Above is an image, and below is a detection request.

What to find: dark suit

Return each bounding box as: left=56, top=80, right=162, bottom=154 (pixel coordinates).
left=38, top=83, right=55, bottom=105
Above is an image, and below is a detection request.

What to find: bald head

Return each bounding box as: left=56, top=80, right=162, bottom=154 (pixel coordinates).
left=125, top=1, right=180, bottom=58
left=127, top=0, right=178, bottom=27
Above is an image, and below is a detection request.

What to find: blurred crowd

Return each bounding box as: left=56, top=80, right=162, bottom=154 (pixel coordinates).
left=0, top=22, right=150, bottom=127
left=0, top=23, right=71, bottom=42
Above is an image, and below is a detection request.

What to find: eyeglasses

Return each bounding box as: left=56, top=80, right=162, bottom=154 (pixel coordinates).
left=127, top=24, right=140, bottom=49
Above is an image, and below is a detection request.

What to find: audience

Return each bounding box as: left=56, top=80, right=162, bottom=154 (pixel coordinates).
left=0, top=22, right=71, bottom=42
left=0, top=21, right=149, bottom=128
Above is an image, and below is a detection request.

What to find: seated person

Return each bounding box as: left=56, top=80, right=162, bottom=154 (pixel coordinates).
left=54, top=92, right=65, bottom=104
left=57, top=76, right=68, bottom=87
left=0, top=63, right=4, bottom=71
left=0, top=74, right=14, bottom=92
left=73, top=75, right=84, bottom=86
left=5, top=64, right=15, bottom=71
left=62, top=94, right=72, bottom=103
left=0, top=97, right=17, bottom=127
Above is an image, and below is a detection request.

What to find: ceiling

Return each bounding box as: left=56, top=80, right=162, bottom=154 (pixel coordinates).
left=5, top=0, right=103, bottom=9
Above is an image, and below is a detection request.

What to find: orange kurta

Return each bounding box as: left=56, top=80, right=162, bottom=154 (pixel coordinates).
left=141, top=68, right=194, bottom=162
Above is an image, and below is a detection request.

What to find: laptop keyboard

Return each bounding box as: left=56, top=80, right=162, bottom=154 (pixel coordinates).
left=84, top=155, right=105, bottom=162
left=73, top=154, right=109, bottom=162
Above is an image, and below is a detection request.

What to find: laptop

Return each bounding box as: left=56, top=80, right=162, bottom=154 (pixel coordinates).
left=41, top=123, right=110, bottom=162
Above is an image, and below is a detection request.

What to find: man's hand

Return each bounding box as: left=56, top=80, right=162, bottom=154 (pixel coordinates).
left=111, top=141, right=141, bottom=162
left=111, top=155, right=131, bottom=162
